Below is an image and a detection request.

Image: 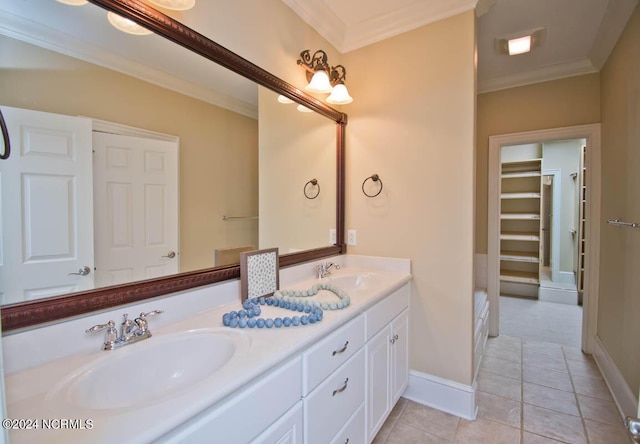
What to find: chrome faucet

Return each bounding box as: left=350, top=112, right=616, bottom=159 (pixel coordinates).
left=87, top=310, right=163, bottom=350
left=315, top=262, right=340, bottom=279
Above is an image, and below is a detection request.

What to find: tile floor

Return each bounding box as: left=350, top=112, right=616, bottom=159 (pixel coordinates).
left=373, top=298, right=630, bottom=443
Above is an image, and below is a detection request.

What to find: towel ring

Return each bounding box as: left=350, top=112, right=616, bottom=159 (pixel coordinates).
left=362, top=174, right=383, bottom=197
left=304, top=178, right=320, bottom=199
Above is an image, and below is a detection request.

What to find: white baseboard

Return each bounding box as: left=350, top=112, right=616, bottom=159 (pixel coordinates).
left=403, top=370, right=477, bottom=420
left=592, top=335, right=638, bottom=418
left=538, top=286, right=578, bottom=305
left=556, top=271, right=576, bottom=285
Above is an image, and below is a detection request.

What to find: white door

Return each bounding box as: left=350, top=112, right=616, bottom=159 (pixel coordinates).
left=0, top=106, right=94, bottom=304
left=92, top=132, right=178, bottom=287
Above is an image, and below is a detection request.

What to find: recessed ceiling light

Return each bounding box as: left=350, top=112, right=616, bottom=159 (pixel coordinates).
left=508, top=36, right=532, bottom=55
left=495, top=27, right=546, bottom=56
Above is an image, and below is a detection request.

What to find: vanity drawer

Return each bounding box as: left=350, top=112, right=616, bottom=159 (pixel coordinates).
left=157, top=356, right=301, bottom=443
left=304, top=348, right=365, bottom=444
left=365, top=284, right=409, bottom=340
left=330, top=402, right=365, bottom=444
left=302, top=314, right=365, bottom=395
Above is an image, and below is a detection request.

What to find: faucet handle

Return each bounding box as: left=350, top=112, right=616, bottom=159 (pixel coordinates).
left=135, top=310, right=163, bottom=333
left=139, top=309, right=163, bottom=319
left=86, top=320, right=118, bottom=347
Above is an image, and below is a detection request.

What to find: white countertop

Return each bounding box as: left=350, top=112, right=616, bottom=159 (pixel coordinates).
left=4, top=256, right=411, bottom=443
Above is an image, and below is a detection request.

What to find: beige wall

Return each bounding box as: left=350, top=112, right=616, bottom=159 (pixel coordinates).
left=0, top=36, right=258, bottom=273
left=343, top=11, right=477, bottom=385
left=477, top=74, right=601, bottom=254
left=258, top=87, right=336, bottom=253
left=599, top=4, right=640, bottom=398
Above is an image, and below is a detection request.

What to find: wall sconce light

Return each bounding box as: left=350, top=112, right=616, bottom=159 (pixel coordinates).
left=148, top=0, right=196, bottom=11
left=297, top=49, right=353, bottom=105
left=107, top=12, right=153, bottom=35
left=56, top=0, right=88, bottom=5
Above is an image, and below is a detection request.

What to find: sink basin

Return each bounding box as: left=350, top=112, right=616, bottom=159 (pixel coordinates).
left=48, top=329, right=249, bottom=411
left=326, top=272, right=381, bottom=292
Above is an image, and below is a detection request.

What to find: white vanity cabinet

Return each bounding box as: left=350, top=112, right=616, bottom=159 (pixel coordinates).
left=155, top=283, right=409, bottom=444
left=302, top=314, right=366, bottom=444
left=157, top=356, right=302, bottom=444
left=365, top=285, right=410, bottom=442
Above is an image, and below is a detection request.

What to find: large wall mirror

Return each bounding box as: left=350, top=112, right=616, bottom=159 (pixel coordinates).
left=0, top=0, right=346, bottom=331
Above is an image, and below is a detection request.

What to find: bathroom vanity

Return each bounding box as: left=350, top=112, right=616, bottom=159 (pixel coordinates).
left=3, top=255, right=411, bottom=443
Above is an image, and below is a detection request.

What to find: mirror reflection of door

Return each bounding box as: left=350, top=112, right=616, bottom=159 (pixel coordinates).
left=93, top=131, right=179, bottom=287
left=0, top=106, right=95, bottom=304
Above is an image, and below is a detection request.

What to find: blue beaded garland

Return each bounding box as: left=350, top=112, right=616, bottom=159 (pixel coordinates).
left=272, top=283, right=350, bottom=311
left=222, top=297, right=324, bottom=329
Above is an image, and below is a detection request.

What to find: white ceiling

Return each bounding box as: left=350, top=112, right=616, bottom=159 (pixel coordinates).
left=283, top=0, right=638, bottom=92
left=0, top=0, right=637, bottom=116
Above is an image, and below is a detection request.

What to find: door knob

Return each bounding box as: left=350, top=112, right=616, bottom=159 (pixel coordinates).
left=162, top=251, right=176, bottom=259
left=69, top=266, right=91, bottom=276
left=625, top=416, right=640, bottom=443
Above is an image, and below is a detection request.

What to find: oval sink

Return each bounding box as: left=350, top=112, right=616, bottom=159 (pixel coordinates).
left=327, top=272, right=381, bottom=291
left=48, top=329, right=249, bottom=411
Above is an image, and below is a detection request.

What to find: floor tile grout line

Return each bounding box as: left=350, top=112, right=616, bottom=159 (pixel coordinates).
left=562, top=345, right=591, bottom=444
left=379, top=399, right=409, bottom=444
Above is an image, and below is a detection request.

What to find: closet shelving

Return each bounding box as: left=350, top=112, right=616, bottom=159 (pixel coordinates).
left=499, top=158, right=542, bottom=288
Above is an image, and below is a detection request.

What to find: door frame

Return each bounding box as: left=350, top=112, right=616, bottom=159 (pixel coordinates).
left=541, top=168, right=562, bottom=283
left=487, top=124, right=601, bottom=353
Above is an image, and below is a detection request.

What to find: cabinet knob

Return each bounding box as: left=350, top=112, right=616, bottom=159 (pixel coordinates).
left=390, top=334, right=399, bottom=344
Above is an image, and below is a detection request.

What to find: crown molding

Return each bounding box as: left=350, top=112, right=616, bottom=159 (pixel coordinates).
left=342, top=0, right=477, bottom=53
left=0, top=10, right=258, bottom=119
left=282, top=0, right=476, bottom=54
left=478, top=58, right=598, bottom=94
left=588, top=0, right=638, bottom=69
left=281, top=0, right=346, bottom=52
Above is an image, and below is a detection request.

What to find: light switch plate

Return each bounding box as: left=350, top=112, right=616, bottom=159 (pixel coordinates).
left=329, top=229, right=336, bottom=244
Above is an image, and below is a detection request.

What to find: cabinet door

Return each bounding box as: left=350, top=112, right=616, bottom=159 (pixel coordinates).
left=366, top=326, right=390, bottom=441
left=252, top=403, right=303, bottom=444
left=390, top=310, right=409, bottom=404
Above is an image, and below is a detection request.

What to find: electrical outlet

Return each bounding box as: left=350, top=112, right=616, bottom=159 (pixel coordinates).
left=347, top=229, right=357, bottom=246
left=329, top=229, right=337, bottom=244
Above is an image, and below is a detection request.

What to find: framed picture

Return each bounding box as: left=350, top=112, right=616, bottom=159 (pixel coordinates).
left=240, top=248, right=279, bottom=301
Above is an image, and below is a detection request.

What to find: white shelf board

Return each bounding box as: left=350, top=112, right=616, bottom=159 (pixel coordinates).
left=500, top=231, right=540, bottom=241
left=500, top=213, right=541, bottom=220
left=500, top=270, right=539, bottom=284
left=500, top=251, right=540, bottom=263
left=501, top=171, right=542, bottom=179
left=501, top=192, right=541, bottom=199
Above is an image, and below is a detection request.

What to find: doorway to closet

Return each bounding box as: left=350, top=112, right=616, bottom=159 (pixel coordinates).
left=487, top=124, right=601, bottom=353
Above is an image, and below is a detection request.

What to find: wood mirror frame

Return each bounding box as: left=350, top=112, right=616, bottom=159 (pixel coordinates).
left=1, top=0, right=346, bottom=332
